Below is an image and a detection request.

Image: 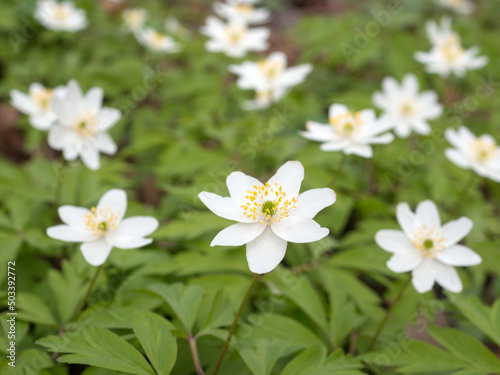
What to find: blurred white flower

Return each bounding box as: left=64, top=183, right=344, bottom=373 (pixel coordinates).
left=372, top=74, right=443, bottom=138
left=135, top=27, right=180, bottom=53
left=438, top=0, right=475, bottom=14
left=415, top=17, right=488, bottom=78
left=300, top=104, right=394, bottom=158
left=47, top=189, right=159, bottom=266
left=445, top=126, right=500, bottom=182
left=47, top=80, right=121, bottom=170
left=122, top=7, right=147, bottom=32
left=35, top=0, right=88, bottom=32
left=376, top=200, right=481, bottom=293
left=10, top=83, right=66, bottom=130
left=229, top=51, right=312, bottom=110
left=214, top=0, right=270, bottom=24
left=199, top=161, right=336, bottom=274
left=200, top=16, right=269, bottom=58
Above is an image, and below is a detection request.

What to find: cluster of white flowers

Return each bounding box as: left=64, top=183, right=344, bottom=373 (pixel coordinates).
left=10, top=80, right=121, bottom=170
left=35, top=0, right=88, bottom=32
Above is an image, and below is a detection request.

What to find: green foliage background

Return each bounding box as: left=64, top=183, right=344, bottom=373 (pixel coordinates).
left=0, top=0, right=499, bottom=374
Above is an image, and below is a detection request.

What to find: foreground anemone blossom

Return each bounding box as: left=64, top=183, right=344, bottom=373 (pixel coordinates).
left=35, top=0, right=88, bottom=32
left=445, top=126, right=500, bottom=182
left=47, top=80, right=121, bottom=170
left=47, top=189, right=159, bottom=266
left=122, top=7, right=147, bottom=32
left=214, top=0, right=270, bottom=25
left=229, top=51, right=312, bottom=110
left=135, top=28, right=181, bottom=53
left=372, top=74, right=443, bottom=138
left=10, top=83, right=66, bottom=130
left=376, top=200, right=481, bottom=293
left=199, top=161, right=336, bottom=274
left=438, top=0, right=475, bottom=14
left=300, top=104, right=394, bottom=158
left=415, top=17, right=487, bottom=78
left=200, top=16, right=269, bottom=58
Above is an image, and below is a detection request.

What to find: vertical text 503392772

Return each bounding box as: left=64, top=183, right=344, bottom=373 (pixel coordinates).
left=7, top=261, right=16, bottom=368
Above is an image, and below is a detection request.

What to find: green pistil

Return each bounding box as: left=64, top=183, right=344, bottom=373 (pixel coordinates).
left=423, top=239, right=433, bottom=250
left=344, top=122, right=354, bottom=134
left=98, top=221, right=109, bottom=233
left=261, top=201, right=277, bottom=217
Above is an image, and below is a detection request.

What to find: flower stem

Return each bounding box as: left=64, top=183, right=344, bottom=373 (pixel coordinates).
left=73, top=266, right=102, bottom=321
left=211, top=273, right=259, bottom=375
left=189, top=336, right=204, bottom=375
left=329, top=154, right=348, bottom=187
left=367, top=275, right=411, bottom=351
left=53, top=162, right=65, bottom=219
left=453, top=170, right=477, bottom=213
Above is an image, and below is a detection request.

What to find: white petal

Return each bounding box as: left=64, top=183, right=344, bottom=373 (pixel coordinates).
left=433, top=261, right=462, bottom=293
left=386, top=252, right=423, bottom=273
left=345, top=144, right=372, bottom=158
left=267, top=161, right=304, bottom=198
left=111, top=217, right=159, bottom=240
left=66, top=80, right=84, bottom=113
left=211, top=222, right=266, bottom=246
left=290, top=188, right=336, bottom=219
left=445, top=148, right=471, bottom=169
left=328, top=103, right=349, bottom=118
left=85, top=87, right=103, bottom=114
left=436, top=244, right=481, bottom=266
left=411, top=258, right=436, bottom=293
left=47, top=225, right=96, bottom=242
left=300, top=120, right=336, bottom=142
left=319, top=139, right=350, bottom=152
left=370, top=133, right=395, bottom=144
left=271, top=218, right=328, bottom=243
left=58, top=206, right=89, bottom=227
left=226, top=171, right=264, bottom=205
left=396, top=202, right=417, bottom=240
left=80, top=146, right=101, bottom=171
left=106, top=237, right=153, bottom=250
left=402, top=74, right=419, bottom=96
left=198, top=192, right=253, bottom=223
left=441, top=217, right=473, bottom=247
left=80, top=240, right=113, bottom=266
left=246, top=227, right=287, bottom=274
left=375, top=230, right=415, bottom=254
left=50, top=94, right=74, bottom=125
left=415, top=200, right=441, bottom=228
left=47, top=125, right=75, bottom=151
left=95, top=132, right=117, bottom=155
left=97, top=189, right=127, bottom=222
left=10, top=90, right=36, bottom=114
left=97, top=108, right=121, bottom=131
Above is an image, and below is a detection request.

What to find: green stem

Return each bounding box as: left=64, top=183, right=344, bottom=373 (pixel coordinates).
left=367, top=275, right=411, bottom=351
left=73, top=266, right=102, bottom=321
left=329, top=154, right=348, bottom=187
left=453, top=170, right=477, bottom=213
left=189, top=336, right=204, bottom=375
left=53, top=163, right=65, bottom=218
left=211, top=273, right=259, bottom=375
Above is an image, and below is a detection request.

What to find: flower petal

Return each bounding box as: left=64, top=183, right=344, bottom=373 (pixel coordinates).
left=396, top=202, right=416, bottom=240
left=344, top=144, right=373, bottom=158
left=112, top=217, right=159, bottom=240
left=80, top=239, right=113, bottom=266
left=445, top=148, right=471, bottom=170
left=58, top=205, right=90, bottom=227
left=433, top=261, right=462, bottom=293
left=211, top=222, right=266, bottom=246
left=106, top=237, right=153, bottom=249
left=271, top=218, right=328, bottom=243
left=97, top=108, right=121, bottom=131
left=226, top=171, right=264, bottom=205
left=436, top=244, right=481, bottom=266
left=198, top=191, right=253, bottom=223
left=267, top=161, right=304, bottom=198
left=85, top=87, right=103, bottom=114
left=290, top=188, right=336, bottom=219
left=441, top=217, right=473, bottom=247
left=415, top=200, right=441, bottom=228
left=97, top=189, right=127, bottom=223
left=375, top=230, right=415, bottom=254
left=246, top=226, right=287, bottom=274
left=386, top=252, right=423, bottom=273
left=80, top=145, right=101, bottom=171
left=411, top=258, right=436, bottom=293
left=47, top=225, right=96, bottom=242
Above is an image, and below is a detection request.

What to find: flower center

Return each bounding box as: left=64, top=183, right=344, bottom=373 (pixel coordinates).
left=124, top=10, right=144, bottom=29
left=441, top=35, right=463, bottom=62
left=33, top=89, right=53, bottom=111
left=74, top=112, right=98, bottom=138
left=400, top=100, right=416, bottom=116
left=412, top=225, right=447, bottom=257
left=150, top=31, right=168, bottom=49
left=53, top=5, right=69, bottom=21
left=241, top=182, right=297, bottom=224
left=236, top=4, right=254, bottom=15
left=84, top=206, right=120, bottom=237
left=470, top=138, right=497, bottom=163
left=329, top=111, right=362, bottom=137
left=225, top=23, right=246, bottom=44
left=258, top=59, right=285, bottom=80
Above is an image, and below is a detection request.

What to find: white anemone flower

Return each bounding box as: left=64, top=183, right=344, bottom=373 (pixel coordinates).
left=200, top=16, right=269, bottom=58
left=135, top=28, right=181, bottom=53
left=229, top=51, right=312, bottom=110
left=10, top=83, right=66, bottom=130
left=214, top=0, right=270, bottom=25
left=372, top=74, right=443, bottom=138
left=376, top=200, right=481, bottom=293
left=415, top=17, right=488, bottom=78
left=198, top=161, right=336, bottom=274
left=35, top=0, right=88, bottom=32
left=122, top=8, right=147, bottom=32
left=47, top=80, right=121, bottom=170
left=445, top=126, right=500, bottom=182
left=438, top=0, right=475, bottom=14
left=300, top=104, right=394, bottom=158
left=47, top=189, right=159, bottom=266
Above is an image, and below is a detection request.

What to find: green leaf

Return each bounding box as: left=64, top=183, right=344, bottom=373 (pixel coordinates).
left=37, top=326, right=155, bottom=375
left=238, top=339, right=285, bottom=375
left=281, top=344, right=326, bottom=375
left=132, top=310, right=177, bottom=375
left=17, top=293, right=57, bottom=327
